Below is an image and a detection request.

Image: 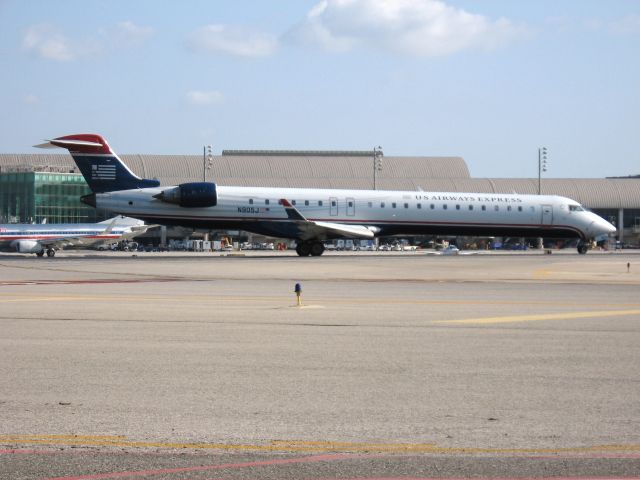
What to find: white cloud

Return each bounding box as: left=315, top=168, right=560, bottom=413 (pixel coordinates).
left=110, top=21, right=154, bottom=45
left=286, top=0, right=523, bottom=56
left=23, top=21, right=153, bottom=62
left=608, top=13, right=640, bottom=36
left=23, top=24, right=75, bottom=61
left=24, top=94, right=39, bottom=104
left=186, top=90, right=224, bottom=106
left=187, top=24, right=278, bottom=57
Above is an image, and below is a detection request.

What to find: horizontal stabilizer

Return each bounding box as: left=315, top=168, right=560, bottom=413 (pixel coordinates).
left=34, top=139, right=104, bottom=149
left=33, top=142, right=59, bottom=149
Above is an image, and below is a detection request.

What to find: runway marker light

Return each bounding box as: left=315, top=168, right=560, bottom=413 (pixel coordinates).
left=294, top=283, right=302, bottom=306
left=627, top=262, right=631, bottom=273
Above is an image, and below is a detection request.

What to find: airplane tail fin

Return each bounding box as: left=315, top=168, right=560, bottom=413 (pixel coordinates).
left=34, top=134, right=160, bottom=193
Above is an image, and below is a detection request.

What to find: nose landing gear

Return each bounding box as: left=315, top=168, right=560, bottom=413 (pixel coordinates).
left=577, top=242, right=589, bottom=254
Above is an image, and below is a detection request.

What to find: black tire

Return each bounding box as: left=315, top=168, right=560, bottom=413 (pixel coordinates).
left=309, top=242, right=325, bottom=256
left=46, top=249, right=56, bottom=257
left=577, top=243, right=588, bottom=254
left=296, top=242, right=311, bottom=256
left=36, top=251, right=44, bottom=257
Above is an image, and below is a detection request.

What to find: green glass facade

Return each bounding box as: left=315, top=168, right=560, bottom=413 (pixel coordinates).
left=0, top=172, right=97, bottom=224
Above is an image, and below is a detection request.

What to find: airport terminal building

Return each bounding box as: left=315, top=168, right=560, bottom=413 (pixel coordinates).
left=1, top=151, right=639, bottom=244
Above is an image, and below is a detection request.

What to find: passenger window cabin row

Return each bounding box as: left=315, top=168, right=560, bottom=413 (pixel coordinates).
left=246, top=198, right=533, bottom=213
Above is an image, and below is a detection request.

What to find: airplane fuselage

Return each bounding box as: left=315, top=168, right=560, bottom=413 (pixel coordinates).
left=92, top=186, right=614, bottom=242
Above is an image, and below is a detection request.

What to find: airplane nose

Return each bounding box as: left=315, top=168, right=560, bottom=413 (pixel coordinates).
left=599, top=216, right=617, bottom=234
left=591, top=218, right=616, bottom=237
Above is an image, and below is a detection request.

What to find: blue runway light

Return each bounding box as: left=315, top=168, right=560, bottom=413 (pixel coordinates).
left=294, top=283, right=302, bottom=306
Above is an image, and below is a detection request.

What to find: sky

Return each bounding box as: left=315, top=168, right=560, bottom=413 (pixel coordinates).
left=1, top=0, right=639, bottom=178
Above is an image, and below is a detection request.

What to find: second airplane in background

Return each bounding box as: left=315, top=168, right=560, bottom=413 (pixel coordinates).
left=0, top=216, right=149, bottom=257
left=36, top=134, right=616, bottom=256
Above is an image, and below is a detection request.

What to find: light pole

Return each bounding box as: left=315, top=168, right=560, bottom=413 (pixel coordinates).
left=537, top=147, right=548, bottom=195
left=536, top=147, right=549, bottom=250
left=373, top=146, right=383, bottom=190
left=203, top=145, right=213, bottom=182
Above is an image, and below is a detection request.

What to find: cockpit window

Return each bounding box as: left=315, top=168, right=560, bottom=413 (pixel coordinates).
left=569, top=205, right=585, bottom=212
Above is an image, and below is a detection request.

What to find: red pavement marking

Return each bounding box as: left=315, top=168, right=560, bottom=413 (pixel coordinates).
left=43, top=453, right=352, bottom=480
left=1, top=449, right=637, bottom=480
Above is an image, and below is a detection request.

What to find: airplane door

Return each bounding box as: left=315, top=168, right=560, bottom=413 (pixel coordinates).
left=346, top=197, right=355, bottom=216
left=330, top=197, right=338, bottom=216
left=541, top=205, right=553, bottom=225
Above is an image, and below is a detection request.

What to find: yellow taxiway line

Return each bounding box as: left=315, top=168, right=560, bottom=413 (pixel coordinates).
left=435, top=309, right=640, bottom=325
left=1, top=293, right=640, bottom=309
left=1, top=435, right=640, bottom=455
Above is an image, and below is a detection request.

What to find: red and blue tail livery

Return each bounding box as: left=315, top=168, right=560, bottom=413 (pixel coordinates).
left=35, top=134, right=160, bottom=193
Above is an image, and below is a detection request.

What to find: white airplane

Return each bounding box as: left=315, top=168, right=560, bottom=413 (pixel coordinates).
left=35, top=134, right=616, bottom=256
left=0, top=216, right=149, bottom=257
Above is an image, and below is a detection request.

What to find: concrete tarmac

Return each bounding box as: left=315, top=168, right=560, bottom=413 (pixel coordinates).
left=1, top=250, right=639, bottom=479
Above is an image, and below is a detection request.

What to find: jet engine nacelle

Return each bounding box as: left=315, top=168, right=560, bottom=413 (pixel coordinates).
left=153, top=182, right=218, bottom=208
left=12, top=240, right=44, bottom=253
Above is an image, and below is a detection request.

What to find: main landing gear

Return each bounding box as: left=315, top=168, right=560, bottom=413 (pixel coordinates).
left=36, top=249, right=56, bottom=257
left=577, top=241, right=589, bottom=255
left=295, top=240, right=325, bottom=257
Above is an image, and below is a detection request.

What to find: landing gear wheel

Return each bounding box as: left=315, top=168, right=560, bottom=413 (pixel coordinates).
left=46, top=249, right=56, bottom=257
left=36, top=251, right=44, bottom=257
left=577, top=243, right=588, bottom=255
left=309, top=241, right=325, bottom=257
left=296, top=242, right=311, bottom=257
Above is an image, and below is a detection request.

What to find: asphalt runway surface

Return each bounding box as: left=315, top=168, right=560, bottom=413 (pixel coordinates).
left=1, top=250, right=639, bottom=479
